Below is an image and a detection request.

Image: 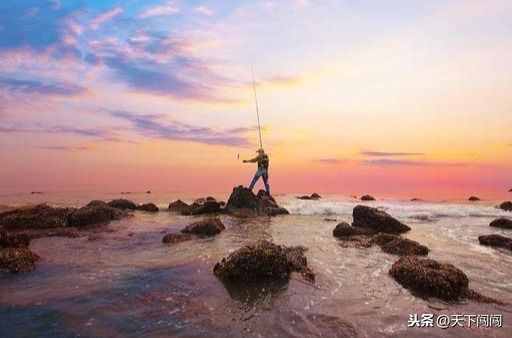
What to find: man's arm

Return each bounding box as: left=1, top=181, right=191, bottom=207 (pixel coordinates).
left=243, top=156, right=259, bottom=163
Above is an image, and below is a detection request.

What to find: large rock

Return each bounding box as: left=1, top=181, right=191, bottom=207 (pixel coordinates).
left=372, top=233, right=429, bottom=256
left=490, top=218, right=512, bottom=229
left=499, top=201, right=512, bottom=212
left=162, top=233, right=193, bottom=244
left=332, top=222, right=372, bottom=238
left=214, top=240, right=314, bottom=283
left=168, top=200, right=190, bottom=213
left=183, top=197, right=222, bottom=215
left=352, top=205, right=410, bottom=234
left=389, top=256, right=469, bottom=301
left=136, top=203, right=159, bottom=212
left=360, top=194, right=376, bottom=201
left=107, top=199, right=137, bottom=210
left=479, top=234, right=512, bottom=251
left=0, top=247, right=40, bottom=273
left=0, top=231, right=31, bottom=248
left=0, top=204, right=74, bottom=230
left=181, top=218, right=225, bottom=237
left=225, top=186, right=289, bottom=217
left=68, top=201, right=125, bottom=227
left=468, top=196, right=480, bottom=202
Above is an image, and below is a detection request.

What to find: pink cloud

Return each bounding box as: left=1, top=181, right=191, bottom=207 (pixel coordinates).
left=90, top=7, right=123, bottom=30
left=195, top=6, right=214, bottom=16
left=139, top=1, right=179, bottom=19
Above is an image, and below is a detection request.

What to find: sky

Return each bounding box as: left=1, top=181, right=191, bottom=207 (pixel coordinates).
left=0, top=0, right=511, bottom=199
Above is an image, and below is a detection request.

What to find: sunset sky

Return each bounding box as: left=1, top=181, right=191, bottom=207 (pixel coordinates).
left=1, top=0, right=511, bottom=199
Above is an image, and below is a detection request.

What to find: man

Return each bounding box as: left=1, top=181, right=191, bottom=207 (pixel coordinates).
left=243, top=148, right=270, bottom=194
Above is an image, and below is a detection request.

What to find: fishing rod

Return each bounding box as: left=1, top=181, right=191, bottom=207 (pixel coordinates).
left=251, top=66, right=263, bottom=149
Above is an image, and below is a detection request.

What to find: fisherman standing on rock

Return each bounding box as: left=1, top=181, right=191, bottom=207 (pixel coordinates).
left=243, top=148, right=270, bottom=194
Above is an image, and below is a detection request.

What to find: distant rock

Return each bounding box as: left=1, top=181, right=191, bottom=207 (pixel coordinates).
left=168, top=200, right=190, bottom=213
left=181, top=218, right=225, bottom=237
left=332, top=222, right=372, bottom=238
left=297, top=193, right=321, bottom=200
left=162, top=233, right=193, bottom=244
left=360, top=195, right=376, bottom=201
left=146, top=190, right=151, bottom=194
left=68, top=201, right=125, bottom=227
left=30, top=191, right=43, bottom=195
left=107, top=199, right=137, bottom=210
left=0, top=204, right=75, bottom=230
left=498, top=201, right=512, bottom=212
left=0, top=247, right=40, bottom=273
left=490, top=218, right=512, bottom=229
left=479, top=234, right=512, bottom=251
left=136, top=203, right=159, bottom=212
left=468, top=196, right=480, bottom=202
left=225, top=186, right=289, bottom=217
left=213, top=240, right=314, bottom=283
left=372, top=233, right=429, bottom=256
left=509, top=188, right=512, bottom=192
left=0, top=231, right=30, bottom=248
left=389, top=256, right=469, bottom=301
left=352, top=205, right=411, bottom=234
left=410, top=198, right=423, bottom=202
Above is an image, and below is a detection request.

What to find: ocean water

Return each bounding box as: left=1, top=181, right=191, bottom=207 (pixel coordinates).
left=1, top=191, right=511, bottom=337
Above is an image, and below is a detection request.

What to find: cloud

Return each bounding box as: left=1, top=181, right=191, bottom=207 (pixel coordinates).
left=0, top=76, right=85, bottom=96
left=265, top=75, right=303, bottom=87
left=109, top=110, right=250, bottom=146
left=90, top=7, right=123, bottom=30
left=37, top=145, right=90, bottom=151
left=314, top=158, right=346, bottom=164
left=139, top=1, right=179, bottom=19
left=195, top=6, right=214, bottom=16
left=361, top=159, right=468, bottom=167
left=0, top=124, right=111, bottom=140
left=361, top=151, right=425, bottom=157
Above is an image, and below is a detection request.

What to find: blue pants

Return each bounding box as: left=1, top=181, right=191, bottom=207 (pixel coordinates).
left=249, top=169, right=270, bottom=194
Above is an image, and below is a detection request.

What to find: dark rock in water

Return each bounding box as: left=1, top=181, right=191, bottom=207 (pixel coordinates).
left=68, top=201, right=125, bottom=227
left=136, top=203, right=159, bottom=212
left=213, top=240, right=314, bottom=283
left=0, top=247, right=40, bottom=273
left=498, top=201, right=512, bottom=212
left=225, top=186, right=289, bottom=217
left=324, top=218, right=337, bottom=222
left=479, top=234, right=512, bottom=251
left=187, top=198, right=222, bottom=215
left=168, top=200, right=190, bottom=213
left=107, top=199, right=137, bottom=210
left=0, top=231, right=30, bottom=248
left=0, top=204, right=75, bottom=230
left=490, top=218, right=512, bottom=229
left=360, top=194, right=376, bottom=201
left=181, top=218, right=225, bottom=237
left=297, top=193, right=321, bottom=200
left=146, top=190, right=151, bottom=194
left=410, top=198, right=423, bottom=202
left=372, top=233, right=429, bottom=256
left=332, top=222, right=372, bottom=238
left=468, top=196, right=480, bottom=202
left=30, top=191, right=43, bottom=195
left=509, top=188, right=512, bottom=192
left=389, top=256, right=469, bottom=301
left=352, top=205, right=410, bottom=234
left=311, top=193, right=321, bottom=199
left=162, top=233, right=193, bottom=244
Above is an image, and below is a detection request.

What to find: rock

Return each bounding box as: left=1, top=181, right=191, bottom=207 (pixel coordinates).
left=213, top=240, right=314, bottom=283
left=389, top=256, right=469, bottom=301
left=0, top=247, right=40, bottom=273
left=136, top=203, right=159, bottom=212
left=162, top=233, right=193, bottom=244
left=490, top=218, right=512, bottom=229
left=68, top=201, right=125, bottom=227
left=30, top=191, right=43, bottom=195
left=478, top=234, right=512, bottom=251
left=332, top=222, right=373, bottom=238
left=410, top=198, right=423, bottom=202
left=297, top=193, right=321, bottom=200
left=0, top=204, right=74, bottom=230
left=181, top=218, right=225, bottom=237
left=372, top=233, right=429, bottom=256
left=168, top=200, right=190, bottom=213
left=311, top=193, right=321, bottom=199
left=352, top=205, right=410, bottom=234
left=509, top=188, right=512, bottom=192
left=107, top=199, right=137, bottom=210
left=0, top=231, right=31, bottom=248
left=360, top=194, right=376, bottom=201
left=498, top=201, right=512, bottom=212
left=146, top=190, right=151, bottom=194
left=225, top=186, right=289, bottom=217
left=468, top=196, right=480, bottom=202
left=187, top=199, right=222, bottom=215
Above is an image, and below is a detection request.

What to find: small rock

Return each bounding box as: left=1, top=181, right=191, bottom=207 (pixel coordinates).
left=168, top=200, right=190, bottom=213
left=498, top=201, right=512, bottom=212
left=468, top=196, right=480, bottom=202
left=68, top=201, right=125, bottom=227
left=490, top=218, right=512, bottom=229
left=0, top=204, right=74, bottom=230
left=0, top=231, right=31, bottom=248
left=352, top=205, right=410, bottom=234
left=360, top=195, right=376, bottom=201
left=479, top=234, right=512, bottom=251
left=410, top=198, right=423, bottom=202
left=162, top=233, right=193, bottom=244
left=372, top=233, right=429, bottom=256
left=0, top=247, right=40, bottom=273
left=297, top=193, right=321, bottom=200
left=136, top=203, right=159, bottom=212
left=146, top=190, right=151, bottom=194
left=332, top=222, right=372, bottom=237
left=181, top=218, right=225, bottom=237
left=107, top=199, right=137, bottom=210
